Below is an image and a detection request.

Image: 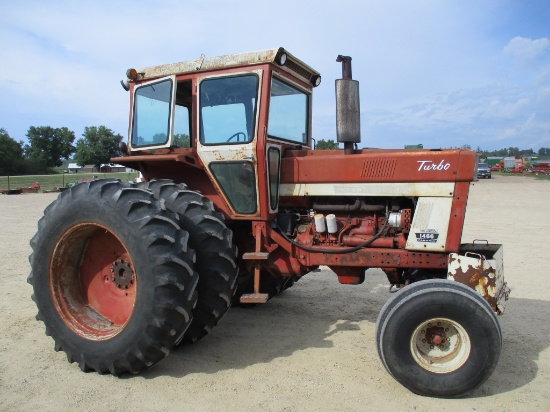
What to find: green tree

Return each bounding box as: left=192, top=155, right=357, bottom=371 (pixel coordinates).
left=315, top=139, right=339, bottom=150
left=74, top=126, right=123, bottom=170
left=520, top=148, right=534, bottom=157
left=151, top=133, right=167, bottom=145
left=173, top=133, right=190, bottom=148
left=0, top=128, right=24, bottom=175
left=496, top=148, right=508, bottom=157
left=507, top=147, right=520, bottom=156
left=24, top=126, right=76, bottom=168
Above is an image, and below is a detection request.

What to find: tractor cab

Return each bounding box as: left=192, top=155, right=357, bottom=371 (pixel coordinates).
left=116, top=48, right=321, bottom=220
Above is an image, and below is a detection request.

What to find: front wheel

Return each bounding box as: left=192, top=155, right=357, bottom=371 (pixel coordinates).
left=376, top=279, right=502, bottom=397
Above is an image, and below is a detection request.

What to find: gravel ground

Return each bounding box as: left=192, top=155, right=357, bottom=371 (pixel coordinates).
left=0, top=175, right=549, bottom=411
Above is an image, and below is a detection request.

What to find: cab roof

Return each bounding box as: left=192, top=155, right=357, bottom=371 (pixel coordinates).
left=128, top=47, right=320, bottom=86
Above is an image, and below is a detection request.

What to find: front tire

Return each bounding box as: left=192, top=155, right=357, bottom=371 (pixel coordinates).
left=28, top=180, right=198, bottom=374
left=376, top=279, right=502, bottom=397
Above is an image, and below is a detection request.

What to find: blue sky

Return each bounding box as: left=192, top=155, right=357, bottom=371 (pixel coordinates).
left=1, top=0, right=549, bottom=151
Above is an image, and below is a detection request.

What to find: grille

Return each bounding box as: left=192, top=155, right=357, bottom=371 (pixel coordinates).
left=360, top=158, right=397, bottom=178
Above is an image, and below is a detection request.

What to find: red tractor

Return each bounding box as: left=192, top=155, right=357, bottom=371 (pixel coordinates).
left=29, top=48, right=508, bottom=397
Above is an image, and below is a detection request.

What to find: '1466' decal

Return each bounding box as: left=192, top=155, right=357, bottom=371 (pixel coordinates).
left=415, top=229, right=439, bottom=243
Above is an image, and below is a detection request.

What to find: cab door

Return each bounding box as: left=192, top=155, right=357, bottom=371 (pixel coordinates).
left=196, top=71, right=262, bottom=217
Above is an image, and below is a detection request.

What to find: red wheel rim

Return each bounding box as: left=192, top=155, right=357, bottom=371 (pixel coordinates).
left=50, top=223, right=136, bottom=340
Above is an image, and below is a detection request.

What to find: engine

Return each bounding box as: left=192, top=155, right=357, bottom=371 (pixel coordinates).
left=277, top=196, right=412, bottom=248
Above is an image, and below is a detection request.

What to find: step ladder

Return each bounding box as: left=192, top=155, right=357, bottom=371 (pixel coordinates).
left=240, top=225, right=270, bottom=304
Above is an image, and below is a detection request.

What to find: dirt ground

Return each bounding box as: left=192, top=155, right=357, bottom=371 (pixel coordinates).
left=1, top=175, right=549, bottom=411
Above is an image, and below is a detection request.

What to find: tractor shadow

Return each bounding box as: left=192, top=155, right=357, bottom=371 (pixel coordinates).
left=469, top=296, right=550, bottom=397
left=139, top=272, right=549, bottom=397
left=141, top=270, right=387, bottom=378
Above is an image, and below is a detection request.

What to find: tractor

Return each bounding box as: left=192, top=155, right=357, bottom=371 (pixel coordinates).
left=29, top=48, right=509, bottom=397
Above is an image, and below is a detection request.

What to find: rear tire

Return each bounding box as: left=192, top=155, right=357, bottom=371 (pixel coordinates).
left=136, top=180, right=238, bottom=343
left=376, top=279, right=501, bottom=397
left=28, top=179, right=198, bottom=374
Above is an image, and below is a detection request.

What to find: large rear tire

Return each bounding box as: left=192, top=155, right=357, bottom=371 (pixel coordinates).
left=376, top=279, right=502, bottom=397
left=136, top=180, right=238, bottom=343
left=28, top=179, right=198, bottom=374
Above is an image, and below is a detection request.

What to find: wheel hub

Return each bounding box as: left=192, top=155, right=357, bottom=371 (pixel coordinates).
left=411, top=318, right=471, bottom=374
left=51, top=223, right=137, bottom=339
left=425, top=326, right=446, bottom=346
left=111, top=260, right=134, bottom=289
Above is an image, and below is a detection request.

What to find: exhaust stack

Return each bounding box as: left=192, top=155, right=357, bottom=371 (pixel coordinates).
left=335, top=55, right=361, bottom=154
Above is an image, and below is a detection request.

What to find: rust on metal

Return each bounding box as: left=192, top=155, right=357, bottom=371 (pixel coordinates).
left=240, top=293, right=269, bottom=304
left=131, top=47, right=320, bottom=85
left=425, top=326, right=445, bottom=346
left=111, top=260, right=134, bottom=289
left=304, top=249, right=448, bottom=268
left=240, top=223, right=270, bottom=304
left=50, top=223, right=136, bottom=340
left=242, top=252, right=269, bottom=260
left=448, top=244, right=509, bottom=314
left=336, top=55, right=353, bottom=80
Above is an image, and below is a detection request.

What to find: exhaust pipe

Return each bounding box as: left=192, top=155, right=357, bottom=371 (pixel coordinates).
left=335, top=55, right=361, bottom=154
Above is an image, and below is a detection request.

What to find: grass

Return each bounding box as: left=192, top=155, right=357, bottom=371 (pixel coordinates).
left=0, top=172, right=139, bottom=192
left=491, top=172, right=550, bottom=180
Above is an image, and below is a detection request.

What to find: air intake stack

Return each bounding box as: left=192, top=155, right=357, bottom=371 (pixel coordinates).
left=335, top=55, right=361, bottom=154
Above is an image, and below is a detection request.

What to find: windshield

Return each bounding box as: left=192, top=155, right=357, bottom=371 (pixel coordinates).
left=478, top=163, right=489, bottom=169
left=200, top=74, right=258, bottom=145
left=268, top=77, right=308, bottom=144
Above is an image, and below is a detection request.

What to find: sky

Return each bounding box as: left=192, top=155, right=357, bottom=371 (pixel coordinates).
left=1, top=0, right=549, bottom=152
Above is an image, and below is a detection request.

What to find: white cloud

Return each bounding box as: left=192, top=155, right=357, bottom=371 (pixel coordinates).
left=504, top=36, right=550, bottom=61
left=362, top=81, right=550, bottom=150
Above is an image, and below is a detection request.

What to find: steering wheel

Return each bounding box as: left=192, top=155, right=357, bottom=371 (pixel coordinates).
left=227, top=132, right=246, bottom=142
